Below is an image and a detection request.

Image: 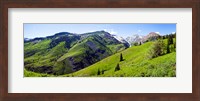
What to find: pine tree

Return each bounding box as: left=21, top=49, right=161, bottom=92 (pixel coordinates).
left=120, top=53, right=123, bottom=62
left=174, top=40, right=176, bottom=49
left=115, top=63, right=120, bottom=71
left=102, top=70, right=104, bottom=74
left=168, top=34, right=173, bottom=45
left=166, top=34, right=169, bottom=39
left=97, top=69, right=101, bottom=75
left=167, top=37, right=170, bottom=53
left=171, top=35, right=173, bottom=44
left=163, top=36, right=166, bottom=39
left=174, top=33, right=176, bottom=49
left=167, top=41, right=170, bottom=53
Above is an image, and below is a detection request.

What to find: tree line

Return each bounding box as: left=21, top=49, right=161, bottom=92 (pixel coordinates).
left=148, top=33, right=176, bottom=59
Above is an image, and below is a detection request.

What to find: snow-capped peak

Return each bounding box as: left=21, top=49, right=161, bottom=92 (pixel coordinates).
left=112, top=35, right=126, bottom=43
left=126, top=34, right=143, bottom=46
left=112, top=34, right=130, bottom=47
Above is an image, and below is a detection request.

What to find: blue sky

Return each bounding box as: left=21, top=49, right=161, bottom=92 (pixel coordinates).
left=24, top=24, right=176, bottom=39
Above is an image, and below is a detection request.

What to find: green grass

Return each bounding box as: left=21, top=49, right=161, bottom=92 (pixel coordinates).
left=57, top=40, right=87, bottom=62
left=24, top=41, right=68, bottom=68
left=107, top=44, right=126, bottom=53
left=24, top=34, right=125, bottom=76
left=24, top=40, right=70, bottom=75
left=24, top=34, right=176, bottom=77
left=64, top=40, right=176, bottom=77
left=24, top=69, right=54, bottom=77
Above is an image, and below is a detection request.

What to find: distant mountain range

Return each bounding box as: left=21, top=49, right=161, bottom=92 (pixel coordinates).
left=126, top=34, right=143, bottom=46
left=125, top=32, right=160, bottom=46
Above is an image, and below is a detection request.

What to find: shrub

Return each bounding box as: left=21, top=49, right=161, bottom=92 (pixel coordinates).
left=166, top=40, right=170, bottom=53
left=132, top=42, right=138, bottom=46
left=148, top=39, right=165, bottom=59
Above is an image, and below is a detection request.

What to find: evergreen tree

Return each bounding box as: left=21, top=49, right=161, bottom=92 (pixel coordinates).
left=97, top=69, right=101, bottom=75
left=174, top=33, right=176, bottom=48
left=163, top=36, right=166, bottom=39
left=173, top=33, right=176, bottom=38
left=165, top=34, right=173, bottom=54
left=174, top=40, right=176, bottom=49
left=120, top=53, right=124, bottom=62
left=139, top=42, right=142, bottom=45
left=102, top=70, right=104, bottom=74
left=171, top=35, right=173, bottom=44
left=168, top=34, right=173, bottom=45
left=166, top=34, right=169, bottom=39
left=115, top=63, right=120, bottom=71
left=167, top=40, right=170, bottom=53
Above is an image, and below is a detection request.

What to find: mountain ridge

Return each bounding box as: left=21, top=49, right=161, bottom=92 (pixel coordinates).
left=24, top=30, right=129, bottom=75
left=24, top=30, right=176, bottom=76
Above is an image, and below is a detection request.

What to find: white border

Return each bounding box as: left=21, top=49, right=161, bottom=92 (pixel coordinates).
left=8, top=8, right=192, bottom=93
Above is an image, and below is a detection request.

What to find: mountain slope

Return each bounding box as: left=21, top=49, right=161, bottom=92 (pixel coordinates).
left=24, top=31, right=128, bottom=75
left=66, top=40, right=176, bottom=77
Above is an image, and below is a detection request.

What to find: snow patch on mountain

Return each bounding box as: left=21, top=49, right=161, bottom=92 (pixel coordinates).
left=112, top=34, right=130, bottom=47
left=126, top=34, right=143, bottom=46
left=112, top=35, right=127, bottom=43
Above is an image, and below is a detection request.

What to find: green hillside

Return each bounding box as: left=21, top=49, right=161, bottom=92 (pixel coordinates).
left=24, top=30, right=176, bottom=77
left=64, top=40, right=176, bottom=77
left=24, top=31, right=128, bottom=76
left=24, top=69, right=54, bottom=77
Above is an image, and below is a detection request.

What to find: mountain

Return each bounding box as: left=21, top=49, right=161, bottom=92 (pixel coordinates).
left=126, top=34, right=143, bottom=46
left=126, top=32, right=161, bottom=46
left=142, top=32, right=160, bottom=42
left=24, top=38, right=31, bottom=42
left=24, top=31, right=128, bottom=75
left=67, top=39, right=176, bottom=77
left=112, top=35, right=130, bottom=47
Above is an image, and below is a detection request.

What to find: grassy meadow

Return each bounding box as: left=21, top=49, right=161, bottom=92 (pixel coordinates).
left=63, top=39, right=176, bottom=77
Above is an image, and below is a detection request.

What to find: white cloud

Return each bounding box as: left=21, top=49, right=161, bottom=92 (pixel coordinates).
left=88, top=30, right=96, bottom=32
left=155, top=32, right=160, bottom=35
left=81, top=30, right=99, bottom=34
left=172, top=32, right=176, bottom=34
left=103, top=29, right=118, bottom=35
left=103, top=29, right=107, bottom=32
